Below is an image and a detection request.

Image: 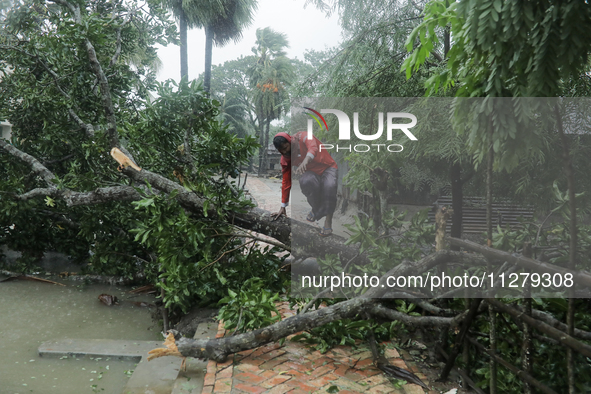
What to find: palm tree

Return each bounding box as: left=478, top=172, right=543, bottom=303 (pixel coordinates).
left=203, top=0, right=257, bottom=93
left=165, top=0, right=199, bottom=79
left=248, top=27, right=293, bottom=175
left=165, top=0, right=256, bottom=85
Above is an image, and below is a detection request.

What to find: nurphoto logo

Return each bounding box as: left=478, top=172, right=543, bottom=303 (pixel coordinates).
left=304, top=107, right=418, bottom=153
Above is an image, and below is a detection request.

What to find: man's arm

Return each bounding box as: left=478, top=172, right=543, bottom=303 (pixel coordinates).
left=295, top=136, right=319, bottom=175
left=281, top=163, right=292, bottom=207
left=272, top=162, right=291, bottom=220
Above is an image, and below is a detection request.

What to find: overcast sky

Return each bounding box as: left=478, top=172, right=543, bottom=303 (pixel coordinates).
left=155, top=0, right=343, bottom=83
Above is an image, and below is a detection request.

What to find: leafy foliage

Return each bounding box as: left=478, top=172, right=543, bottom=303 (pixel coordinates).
left=218, top=277, right=283, bottom=332
left=0, top=0, right=284, bottom=315
left=403, top=0, right=591, bottom=172
left=291, top=317, right=401, bottom=354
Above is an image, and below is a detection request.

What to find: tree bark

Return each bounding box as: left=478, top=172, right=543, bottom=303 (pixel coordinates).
left=521, top=243, right=533, bottom=394
left=438, top=297, right=482, bottom=381
left=512, top=305, right=591, bottom=341
left=180, top=9, right=188, bottom=80
left=486, top=118, right=497, bottom=394
left=204, top=25, right=213, bottom=93
left=257, top=118, right=264, bottom=175
left=449, top=162, right=463, bottom=248
left=262, top=118, right=270, bottom=174
left=555, top=103, right=577, bottom=394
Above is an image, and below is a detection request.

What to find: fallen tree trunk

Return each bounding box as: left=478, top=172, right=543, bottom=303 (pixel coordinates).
left=176, top=297, right=376, bottom=362
left=449, top=238, right=591, bottom=287
left=119, top=166, right=367, bottom=262
left=0, top=137, right=365, bottom=262
left=156, top=251, right=474, bottom=361
left=173, top=298, right=461, bottom=362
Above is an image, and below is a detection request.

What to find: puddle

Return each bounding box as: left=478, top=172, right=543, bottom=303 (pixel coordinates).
left=0, top=279, right=161, bottom=393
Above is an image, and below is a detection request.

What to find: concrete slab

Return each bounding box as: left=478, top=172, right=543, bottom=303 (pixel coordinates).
left=38, top=338, right=183, bottom=394
left=123, top=356, right=182, bottom=394
left=170, top=320, right=219, bottom=394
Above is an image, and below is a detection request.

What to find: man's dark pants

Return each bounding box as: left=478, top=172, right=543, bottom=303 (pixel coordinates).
left=299, top=167, right=338, bottom=221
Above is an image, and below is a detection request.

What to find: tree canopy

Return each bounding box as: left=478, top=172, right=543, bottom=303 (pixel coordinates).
left=0, top=0, right=281, bottom=312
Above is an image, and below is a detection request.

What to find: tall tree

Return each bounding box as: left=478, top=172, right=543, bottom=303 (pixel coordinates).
left=203, top=0, right=257, bottom=93
left=248, top=27, right=294, bottom=175
left=164, top=0, right=256, bottom=86
left=165, top=0, right=196, bottom=79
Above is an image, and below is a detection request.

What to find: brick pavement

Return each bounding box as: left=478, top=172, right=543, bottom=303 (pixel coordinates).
left=202, top=302, right=439, bottom=394
left=225, top=176, right=439, bottom=394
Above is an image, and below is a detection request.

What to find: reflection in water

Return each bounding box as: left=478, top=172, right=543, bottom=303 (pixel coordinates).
left=0, top=279, right=160, bottom=393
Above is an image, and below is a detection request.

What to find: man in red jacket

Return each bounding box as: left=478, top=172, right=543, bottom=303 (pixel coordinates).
left=271, top=131, right=338, bottom=236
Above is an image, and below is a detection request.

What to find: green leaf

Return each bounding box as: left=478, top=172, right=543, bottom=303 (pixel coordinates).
left=45, top=196, right=55, bottom=207
left=493, top=0, right=502, bottom=13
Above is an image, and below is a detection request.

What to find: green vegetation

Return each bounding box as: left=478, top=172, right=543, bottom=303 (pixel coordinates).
left=2, top=1, right=591, bottom=393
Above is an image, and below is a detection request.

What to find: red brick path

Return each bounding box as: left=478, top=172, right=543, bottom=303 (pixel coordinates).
left=202, top=302, right=438, bottom=394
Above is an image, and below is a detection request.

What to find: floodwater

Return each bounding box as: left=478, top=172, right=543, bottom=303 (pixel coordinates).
left=0, top=279, right=161, bottom=394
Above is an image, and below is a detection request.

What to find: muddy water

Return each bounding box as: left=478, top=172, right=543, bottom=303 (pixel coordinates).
left=0, top=279, right=160, bottom=394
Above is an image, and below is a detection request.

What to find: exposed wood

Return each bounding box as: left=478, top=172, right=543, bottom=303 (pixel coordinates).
left=435, top=206, right=452, bottom=251
left=449, top=163, right=463, bottom=247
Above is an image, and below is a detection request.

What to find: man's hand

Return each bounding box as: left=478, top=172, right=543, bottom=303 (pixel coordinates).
left=295, top=156, right=311, bottom=176
left=271, top=206, right=287, bottom=221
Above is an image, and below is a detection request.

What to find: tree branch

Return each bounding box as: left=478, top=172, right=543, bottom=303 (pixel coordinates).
left=64, top=186, right=144, bottom=206
left=109, top=13, right=134, bottom=67
left=485, top=298, right=591, bottom=359
left=0, top=139, right=57, bottom=187
left=369, top=304, right=457, bottom=327
left=174, top=297, right=378, bottom=361
left=50, top=0, right=119, bottom=148
left=449, top=237, right=591, bottom=287
left=512, top=304, right=591, bottom=342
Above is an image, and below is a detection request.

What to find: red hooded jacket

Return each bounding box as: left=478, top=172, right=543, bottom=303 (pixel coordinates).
left=276, top=131, right=337, bottom=206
